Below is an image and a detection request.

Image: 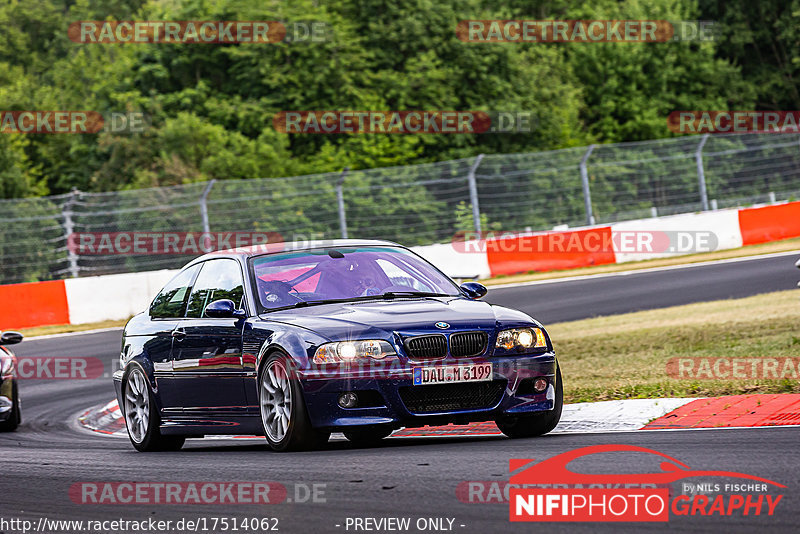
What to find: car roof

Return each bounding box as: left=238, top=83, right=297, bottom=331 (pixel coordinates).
left=190, top=239, right=403, bottom=263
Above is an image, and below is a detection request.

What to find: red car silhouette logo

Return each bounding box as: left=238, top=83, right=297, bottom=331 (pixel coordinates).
left=510, top=444, right=785, bottom=487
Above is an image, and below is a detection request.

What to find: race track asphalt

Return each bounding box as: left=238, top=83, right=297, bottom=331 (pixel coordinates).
left=2, top=252, right=798, bottom=533
left=486, top=251, right=800, bottom=324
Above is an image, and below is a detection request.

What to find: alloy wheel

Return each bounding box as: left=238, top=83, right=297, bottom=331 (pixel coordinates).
left=260, top=359, right=293, bottom=442
left=124, top=369, right=150, bottom=443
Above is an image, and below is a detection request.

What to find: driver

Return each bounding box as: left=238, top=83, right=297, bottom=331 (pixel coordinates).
left=355, top=275, right=381, bottom=296
left=334, top=260, right=384, bottom=297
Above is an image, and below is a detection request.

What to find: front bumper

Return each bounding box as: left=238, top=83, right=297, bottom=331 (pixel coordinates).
left=299, top=353, right=557, bottom=430
left=0, top=375, right=16, bottom=419
left=113, top=370, right=124, bottom=411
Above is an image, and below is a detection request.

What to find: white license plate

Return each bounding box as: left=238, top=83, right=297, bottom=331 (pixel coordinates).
left=412, top=362, right=493, bottom=386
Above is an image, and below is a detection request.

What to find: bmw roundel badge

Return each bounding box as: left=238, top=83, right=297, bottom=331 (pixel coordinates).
left=435, top=322, right=450, bottom=329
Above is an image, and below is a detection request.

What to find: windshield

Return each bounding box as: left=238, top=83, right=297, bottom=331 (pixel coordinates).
left=250, top=246, right=461, bottom=311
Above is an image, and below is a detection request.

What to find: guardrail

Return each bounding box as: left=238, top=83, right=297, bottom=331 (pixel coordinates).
left=3, top=200, right=799, bottom=330
left=2, top=131, right=800, bottom=284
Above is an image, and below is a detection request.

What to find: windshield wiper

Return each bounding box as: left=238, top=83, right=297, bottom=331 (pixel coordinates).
left=264, top=298, right=351, bottom=312
left=380, top=291, right=452, bottom=298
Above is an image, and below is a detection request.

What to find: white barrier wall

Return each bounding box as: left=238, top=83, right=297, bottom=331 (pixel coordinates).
left=410, top=241, right=491, bottom=279
left=610, top=208, right=744, bottom=263
left=65, top=269, right=177, bottom=324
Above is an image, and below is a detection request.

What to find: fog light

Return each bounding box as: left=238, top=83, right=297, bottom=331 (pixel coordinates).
left=533, top=378, right=548, bottom=393
left=338, top=392, right=358, bottom=408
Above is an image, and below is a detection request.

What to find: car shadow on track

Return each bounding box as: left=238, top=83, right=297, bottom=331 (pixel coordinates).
left=168, top=433, right=569, bottom=453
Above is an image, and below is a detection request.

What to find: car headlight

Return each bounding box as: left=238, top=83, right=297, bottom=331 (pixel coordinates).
left=495, top=327, right=547, bottom=353
left=313, top=340, right=397, bottom=364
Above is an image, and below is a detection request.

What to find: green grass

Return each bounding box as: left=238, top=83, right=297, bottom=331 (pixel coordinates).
left=551, top=290, right=800, bottom=403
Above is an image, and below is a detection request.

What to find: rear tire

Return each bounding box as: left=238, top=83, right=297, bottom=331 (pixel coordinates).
left=0, top=381, right=21, bottom=432
left=343, top=426, right=393, bottom=446
left=259, top=352, right=329, bottom=452
left=123, top=366, right=185, bottom=452
left=496, top=366, right=563, bottom=439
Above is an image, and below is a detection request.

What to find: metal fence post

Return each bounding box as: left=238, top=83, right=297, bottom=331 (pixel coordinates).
left=580, top=144, right=596, bottom=225
left=467, top=154, right=485, bottom=235
left=199, top=179, right=216, bottom=234
left=62, top=189, right=80, bottom=278
left=336, top=168, right=349, bottom=239
left=695, top=134, right=710, bottom=211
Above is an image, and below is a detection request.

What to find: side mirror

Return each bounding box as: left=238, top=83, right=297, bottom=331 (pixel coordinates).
left=796, top=257, right=799, bottom=288
left=205, top=299, right=247, bottom=319
left=0, top=331, right=23, bottom=345
left=460, top=282, right=488, bottom=300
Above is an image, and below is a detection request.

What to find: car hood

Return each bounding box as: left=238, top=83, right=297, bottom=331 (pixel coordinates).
left=260, top=297, right=538, bottom=341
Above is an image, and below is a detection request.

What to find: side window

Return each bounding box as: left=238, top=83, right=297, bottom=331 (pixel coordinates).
left=185, top=259, right=245, bottom=318
left=149, top=264, right=201, bottom=319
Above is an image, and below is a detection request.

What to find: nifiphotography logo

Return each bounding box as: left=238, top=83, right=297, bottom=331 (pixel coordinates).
left=508, top=445, right=784, bottom=522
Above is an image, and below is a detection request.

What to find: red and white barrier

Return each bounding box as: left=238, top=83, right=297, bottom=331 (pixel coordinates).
left=414, top=201, right=800, bottom=278
left=2, top=201, right=800, bottom=330
left=1, top=270, right=174, bottom=330
left=63, top=270, right=176, bottom=325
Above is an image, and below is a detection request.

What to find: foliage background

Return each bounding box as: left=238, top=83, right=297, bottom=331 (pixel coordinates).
left=3, top=0, right=800, bottom=283
left=1, top=0, right=787, bottom=198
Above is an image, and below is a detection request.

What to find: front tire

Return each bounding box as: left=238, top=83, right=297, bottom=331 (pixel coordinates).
left=343, top=425, right=393, bottom=446
left=123, top=366, right=184, bottom=452
left=259, top=352, right=329, bottom=452
left=496, top=366, right=563, bottom=439
left=0, top=381, right=21, bottom=432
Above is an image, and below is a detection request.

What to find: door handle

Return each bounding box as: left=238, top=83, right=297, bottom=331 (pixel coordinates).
left=171, top=328, right=186, bottom=340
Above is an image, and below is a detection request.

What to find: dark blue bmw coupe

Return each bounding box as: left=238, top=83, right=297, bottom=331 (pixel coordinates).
left=114, top=240, right=562, bottom=451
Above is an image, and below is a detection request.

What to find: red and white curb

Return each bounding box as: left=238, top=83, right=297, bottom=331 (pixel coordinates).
left=77, top=399, right=126, bottom=436
left=80, top=395, right=800, bottom=441
left=643, top=393, right=800, bottom=429
left=76, top=400, right=264, bottom=441
left=394, top=397, right=696, bottom=437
